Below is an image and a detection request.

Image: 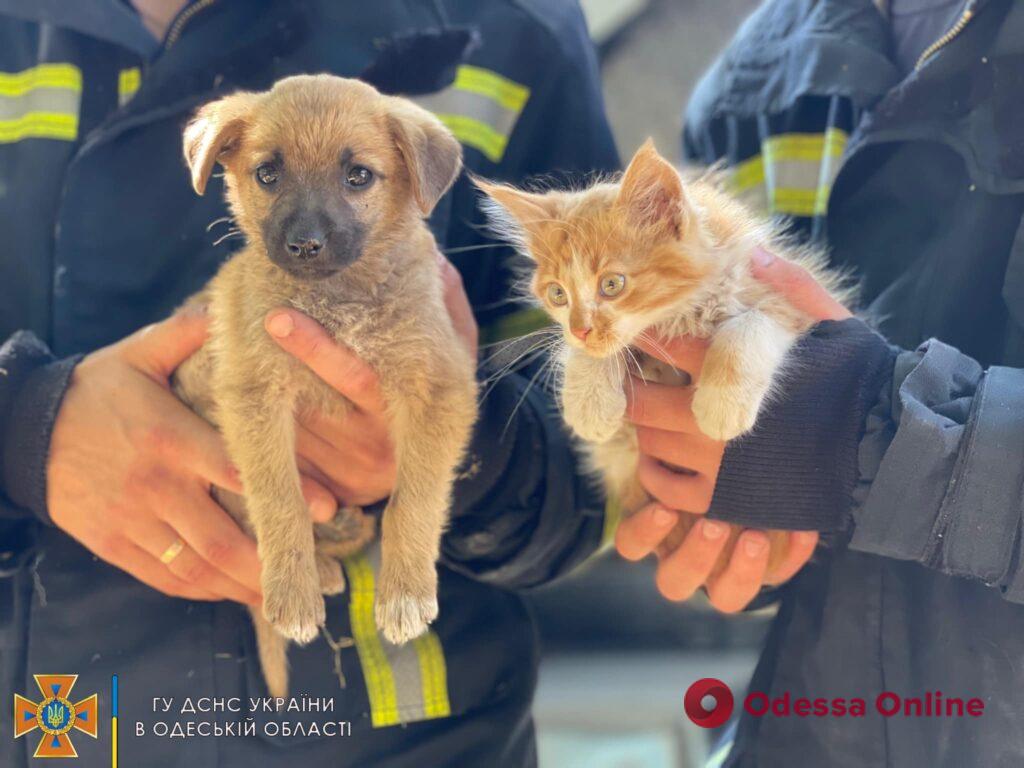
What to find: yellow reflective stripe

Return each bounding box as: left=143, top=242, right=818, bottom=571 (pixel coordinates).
left=728, top=129, right=848, bottom=217
left=453, top=65, right=529, bottom=113
left=411, top=631, right=451, bottom=719
left=343, top=553, right=401, bottom=727
left=771, top=188, right=827, bottom=217
left=118, top=67, right=141, bottom=106
left=480, top=306, right=550, bottom=345
left=600, top=496, right=622, bottom=550
left=0, top=64, right=81, bottom=95
left=417, top=65, right=531, bottom=162
left=0, top=64, right=81, bottom=143
left=0, top=112, right=77, bottom=142
left=435, top=112, right=507, bottom=163
left=762, top=129, right=847, bottom=163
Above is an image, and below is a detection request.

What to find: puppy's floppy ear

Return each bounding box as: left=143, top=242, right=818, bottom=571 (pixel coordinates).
left=616, top=138, right=689, bottom=238
left=183, top=92, right=258, bottom=196
left=387, top=100, right=463, bottom=216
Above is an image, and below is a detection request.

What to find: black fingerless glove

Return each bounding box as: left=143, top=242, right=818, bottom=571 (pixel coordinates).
left=707, top=319, right=896, bottom=533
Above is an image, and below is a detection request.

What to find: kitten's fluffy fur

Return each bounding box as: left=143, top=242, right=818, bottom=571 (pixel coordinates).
left=476, top=140, right=851, bottom=576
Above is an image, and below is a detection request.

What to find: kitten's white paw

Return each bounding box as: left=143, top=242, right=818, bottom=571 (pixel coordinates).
left=691, top=383, right=761, bottom=441
left=563, top=387, right=626, bottom=444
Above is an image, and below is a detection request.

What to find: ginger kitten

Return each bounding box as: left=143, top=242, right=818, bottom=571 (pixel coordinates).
left=475, top=140, right=851, bottom=577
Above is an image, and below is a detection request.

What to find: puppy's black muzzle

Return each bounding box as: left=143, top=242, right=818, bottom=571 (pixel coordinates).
left=264, top=194, right=365, bottom=279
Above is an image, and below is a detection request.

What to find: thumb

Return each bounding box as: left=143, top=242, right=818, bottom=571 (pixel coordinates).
left=121, top=309, right=210, bottom=380
left=750, top=247, right=851, bottom=321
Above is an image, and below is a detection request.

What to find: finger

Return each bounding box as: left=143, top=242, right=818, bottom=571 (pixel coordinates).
left=437, top=252, right=479, bottom=355
left=265, top=308, right=385, bottom=413
left=750, top=247, right=851, bottom=321
left=301, top=474, right=338, bottom=523
left=295, top=421, right=395, bottom=507
left=614, top=503, right=679, bottom=561
left=123, top=308, right=210, bottom=380
left=90, top=535, right=219, bottom=602
left=637, top=454, right=716, bottom=514
left=625, top=379, right=701, bottom=433
left=636, top=426, right=725, bottom=477
left=706, top=530, right=772, bottom=613
left=133, top=520, right=260, bottom=606
left=633, top=334, right=707, bottom=377
left=654, top=518, right=731, bottom=602
left=159, top=400, right=243, bottom=493
left=765, top=531, right=819, bottom=586
left=154, top=484, right=262, bottom=594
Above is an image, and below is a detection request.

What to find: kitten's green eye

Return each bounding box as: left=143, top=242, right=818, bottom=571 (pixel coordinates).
left=546, top=283, right=568, bottom=306
left=599, top=273, right=626, bottom=298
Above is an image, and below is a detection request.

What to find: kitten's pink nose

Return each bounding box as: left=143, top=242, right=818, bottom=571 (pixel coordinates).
left=571, top=326, right=592, bottom=341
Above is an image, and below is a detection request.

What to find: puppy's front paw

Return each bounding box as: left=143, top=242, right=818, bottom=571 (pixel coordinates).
left=691, top=383, right=761, bottom=441
left=263, top=550, right=325, bottom=644
left=375, top=564, right=438, bottom=645
left=316, top=552, right=346, bottom=596
left=563, top=388, right=626, bottom=444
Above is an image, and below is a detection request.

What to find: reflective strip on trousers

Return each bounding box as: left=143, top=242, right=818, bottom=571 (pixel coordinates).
left=343, top=545, right=451, bottom=727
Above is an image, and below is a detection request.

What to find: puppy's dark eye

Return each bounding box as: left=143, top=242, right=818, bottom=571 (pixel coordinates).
left=256, top=163, right=279, bottom=186
left=346, top=165, right=373, bottom=188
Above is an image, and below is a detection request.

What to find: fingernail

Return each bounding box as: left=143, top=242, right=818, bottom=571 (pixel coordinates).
left=702, top=520, right=727, bottom=540
left=652, top=507, right=676, bottom=527
left=743, top=533, right=768, bottom=556
left=266, top=312, right=293, bottom=338
left=752, top=247, right=776, bottom=267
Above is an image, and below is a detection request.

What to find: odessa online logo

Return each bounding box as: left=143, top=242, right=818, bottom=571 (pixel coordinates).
left=684, top=678, right=735, bottom=728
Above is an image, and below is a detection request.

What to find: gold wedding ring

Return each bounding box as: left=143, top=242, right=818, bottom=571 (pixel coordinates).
left=160, top=537, right=186, bottom=565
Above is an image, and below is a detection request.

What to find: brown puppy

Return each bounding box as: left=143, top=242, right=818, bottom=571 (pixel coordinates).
left=171, top=75, right=478, bottom=697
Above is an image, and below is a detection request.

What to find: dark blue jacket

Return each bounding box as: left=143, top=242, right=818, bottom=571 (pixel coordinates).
left=0, top=2, right=618, bottom=766
left=685, top=1, right=1024, bottom=765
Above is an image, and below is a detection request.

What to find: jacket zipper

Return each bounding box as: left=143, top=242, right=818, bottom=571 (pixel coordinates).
left=914, top=1, right=977, bottom=71
left=163, top=0, right=218, bottom=50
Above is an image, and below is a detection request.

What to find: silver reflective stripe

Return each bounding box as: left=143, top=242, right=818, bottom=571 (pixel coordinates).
left=728, top=129, right=849, bottom=217
left=0, top=86, right=79, bottom=120
left=412, top=64, right=531, bottom=163
left=0, top=64, right=81, bottom=143
left=342, top=543, right=451, bottom=727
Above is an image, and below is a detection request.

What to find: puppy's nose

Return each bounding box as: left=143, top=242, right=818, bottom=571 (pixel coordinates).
left=286, top=235, right=324, bottom=260
left=571, top=326, right=592, bottom=341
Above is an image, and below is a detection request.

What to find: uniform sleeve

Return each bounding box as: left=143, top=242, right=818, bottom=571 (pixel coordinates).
left=849, top=340, right=1024, bottom=602
left=440, top=3, right=619, bottom=588
left=0, top=332, right=82, bottom=524
left=711, top=319, right=1024, bottom=603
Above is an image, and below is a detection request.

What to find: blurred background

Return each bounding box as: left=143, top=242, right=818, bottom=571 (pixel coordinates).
left=529, top=2, right=762, bottom=767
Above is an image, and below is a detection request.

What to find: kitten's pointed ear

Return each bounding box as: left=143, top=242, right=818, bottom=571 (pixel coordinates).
left=472, top=177, right=560, bottom=251
left=617, top=139, right=688, bottom=237
left=183, top=92, right=258, bottom=196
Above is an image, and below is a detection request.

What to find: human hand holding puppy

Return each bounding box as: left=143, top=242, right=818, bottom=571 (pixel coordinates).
left=46, top=250, right=475, bottom=607
left=616, top=250, right=850, bottom=611
left=47, top=310, right=333, bottom=607
left=265, top=252, right=478, bottom=508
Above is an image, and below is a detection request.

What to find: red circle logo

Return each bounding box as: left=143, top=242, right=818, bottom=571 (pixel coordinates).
left=684, top=678, right=734, bottom=728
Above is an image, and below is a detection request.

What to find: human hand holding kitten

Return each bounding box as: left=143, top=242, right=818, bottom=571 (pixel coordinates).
left=617, top=250, right=851, bottom=611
